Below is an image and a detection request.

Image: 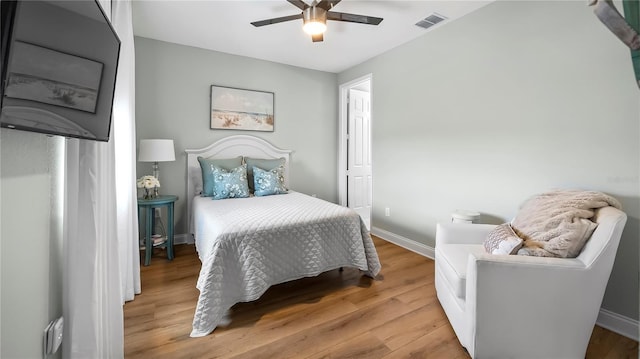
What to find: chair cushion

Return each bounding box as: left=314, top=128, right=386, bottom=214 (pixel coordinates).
left=436, top=243, right=486, bottom=299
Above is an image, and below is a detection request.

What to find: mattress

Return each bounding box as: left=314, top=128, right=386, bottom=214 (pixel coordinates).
left=190, top=191, right=381, bottom=337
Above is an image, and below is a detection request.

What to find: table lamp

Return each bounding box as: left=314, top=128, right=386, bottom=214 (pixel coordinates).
left=138, top=139, right=175, bottom=196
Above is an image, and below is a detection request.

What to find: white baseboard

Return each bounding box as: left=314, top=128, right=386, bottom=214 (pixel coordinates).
left=174, top=233, right=194, bottom=245
left=596, top=308, right=639, bottom=341
left=371, top=226, right=435, bottom=260
left=370, top=226, right=639, bottom=341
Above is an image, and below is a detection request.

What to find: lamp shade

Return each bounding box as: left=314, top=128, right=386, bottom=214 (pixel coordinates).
left=138, top=139, right=175, bottom=162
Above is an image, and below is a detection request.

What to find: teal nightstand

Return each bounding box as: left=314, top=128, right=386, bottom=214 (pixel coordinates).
left=137, top=195, right=178, bottom=266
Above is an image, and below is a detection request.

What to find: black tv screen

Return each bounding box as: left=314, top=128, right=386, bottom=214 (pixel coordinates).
left=0, top=0, right=120, bottom=142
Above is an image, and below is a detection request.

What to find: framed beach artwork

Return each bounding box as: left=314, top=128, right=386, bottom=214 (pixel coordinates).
left=4, top=41, right=103, bottom=113
left=210, top=85, right=274, bottom=132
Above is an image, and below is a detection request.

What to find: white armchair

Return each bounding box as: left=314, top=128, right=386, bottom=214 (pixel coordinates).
left=435, top=206, right=627, bottom=358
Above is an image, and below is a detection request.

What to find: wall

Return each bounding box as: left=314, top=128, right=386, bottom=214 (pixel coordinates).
left=134, top=37, right=338, bottom=236
left=1, top=129, right=64, bottom=358
left=338, top=1, right=639, bottom=322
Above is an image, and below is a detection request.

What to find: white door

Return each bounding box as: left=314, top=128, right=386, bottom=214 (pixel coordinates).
left=347, top=88, right=372, bottom=230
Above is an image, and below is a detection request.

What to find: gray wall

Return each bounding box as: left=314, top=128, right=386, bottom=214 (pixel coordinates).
left=135, top=37, right=338, bottom=235
left=338, top=1, right=639, bottom=320
left=1, top=129, right=64, bottom=358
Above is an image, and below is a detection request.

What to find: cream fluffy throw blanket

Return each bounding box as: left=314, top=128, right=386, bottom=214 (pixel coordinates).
left=512, top=190, right=622, bottom=258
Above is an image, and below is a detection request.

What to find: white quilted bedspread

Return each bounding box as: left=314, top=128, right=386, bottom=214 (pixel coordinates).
left=190, top=191, right=381, bottom=337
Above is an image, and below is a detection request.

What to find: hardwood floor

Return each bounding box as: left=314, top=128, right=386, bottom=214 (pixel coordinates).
left=124, top=236, right=638, bottom=358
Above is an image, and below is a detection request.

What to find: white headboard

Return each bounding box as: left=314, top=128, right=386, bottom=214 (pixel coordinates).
left=185, top=135, right=292, bottom=234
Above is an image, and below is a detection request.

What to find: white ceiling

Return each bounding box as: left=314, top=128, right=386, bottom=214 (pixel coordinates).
left=132, top=1, right=492, bottom=73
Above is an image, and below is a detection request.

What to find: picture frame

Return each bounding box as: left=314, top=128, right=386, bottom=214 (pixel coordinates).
left=210, top=85, right=274, bottom=132
left=4, top=41, right=103, bottom=113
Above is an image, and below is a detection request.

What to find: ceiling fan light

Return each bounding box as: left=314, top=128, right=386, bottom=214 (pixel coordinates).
left=303, top=6, right=327, bottom=35
left=303, top=20, right=327, bottom=35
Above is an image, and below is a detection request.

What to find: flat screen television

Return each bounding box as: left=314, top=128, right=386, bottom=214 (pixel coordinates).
left=0, top=0, right=120, bottom=142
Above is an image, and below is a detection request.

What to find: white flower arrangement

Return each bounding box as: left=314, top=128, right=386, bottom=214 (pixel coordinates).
left=136, top=175, right=160, bottom=189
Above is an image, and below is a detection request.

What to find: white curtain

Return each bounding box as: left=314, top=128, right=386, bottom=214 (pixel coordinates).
left=62, top=0, right=138, bottom=357
left=63, top=139, right=123, bottom=358
left=112, top=0, right=140, bottom=303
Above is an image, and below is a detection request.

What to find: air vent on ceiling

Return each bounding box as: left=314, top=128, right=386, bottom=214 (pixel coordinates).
left=415, top=13, right=447, bottom=29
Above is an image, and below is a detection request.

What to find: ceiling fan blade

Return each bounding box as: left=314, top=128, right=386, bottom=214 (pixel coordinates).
left=316, top=0, right=341, bottom=11
left=287, top=0, right=308, bottom=10
left=311, top=33, right=324, bottom=42
left=327, top=11, right=383, bottom=25
left=251, top=13, right=303, bottom=27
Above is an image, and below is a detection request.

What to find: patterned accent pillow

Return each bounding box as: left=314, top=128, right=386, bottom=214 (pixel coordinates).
left=244, top=157, right=286, bottom=192
left=198, top=156, right=243, bottom=197
left=484, top=223, right=523, bottom=255
left=211, top=164, right=250, bottom=200
left=253, top=165, right=288, bottom=197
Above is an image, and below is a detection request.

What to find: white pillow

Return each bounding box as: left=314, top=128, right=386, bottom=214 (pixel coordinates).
left=484, top=223, right=523, bottom=255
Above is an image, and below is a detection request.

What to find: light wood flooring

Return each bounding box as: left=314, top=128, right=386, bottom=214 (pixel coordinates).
left=124, top=236, right=638, bottom=358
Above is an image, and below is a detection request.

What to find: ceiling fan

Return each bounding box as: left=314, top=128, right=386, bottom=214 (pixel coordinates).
left=251, top=0, right=383, bottom=43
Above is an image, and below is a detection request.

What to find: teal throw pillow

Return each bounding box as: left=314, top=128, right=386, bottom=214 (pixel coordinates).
left=253, top=165, right=288, bottom=197
left=244, top=157, right=286, bottom=192
left=198, top=156, right=243, bottom=197
left=211, top=164, right=250, bottom=200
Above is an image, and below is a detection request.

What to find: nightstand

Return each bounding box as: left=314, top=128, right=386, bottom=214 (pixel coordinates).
left=137, top=195, right=178, bottom=266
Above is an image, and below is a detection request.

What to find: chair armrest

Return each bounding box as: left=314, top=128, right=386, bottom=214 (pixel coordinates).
left=435, top=223, right=497, bottom=246
left=470, top=252, right=585, bottom=268
left=464, top=253, right=602, bottom=358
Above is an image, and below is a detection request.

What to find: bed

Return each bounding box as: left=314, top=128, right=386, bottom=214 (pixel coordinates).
left=185, top=135, right=381, bottom=337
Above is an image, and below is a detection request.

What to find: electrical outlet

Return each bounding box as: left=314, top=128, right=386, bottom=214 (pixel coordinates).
left=385, top=207, right=390, bottom=217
